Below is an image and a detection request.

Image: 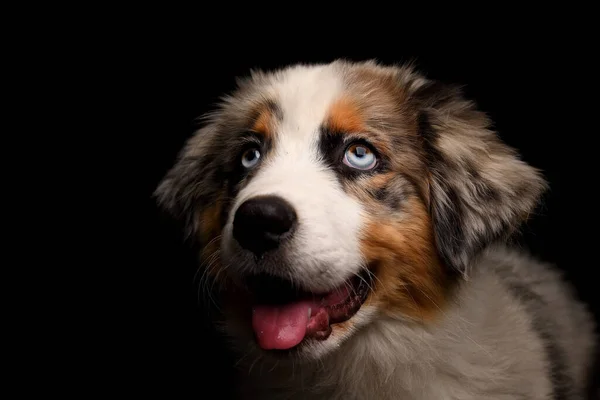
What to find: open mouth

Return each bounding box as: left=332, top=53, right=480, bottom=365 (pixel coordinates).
left=244, top=271, right=371, bottom=351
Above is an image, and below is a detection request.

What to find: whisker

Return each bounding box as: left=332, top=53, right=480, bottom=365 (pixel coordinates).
left=358, top=266, right=379, bottom=293
left=234, top=348, right=253, bottom=368
left=267, top=360, right=280, bottom=373
left=248, top=354, right=262, bottom=375
left=199, top=234, right=223, bottom=259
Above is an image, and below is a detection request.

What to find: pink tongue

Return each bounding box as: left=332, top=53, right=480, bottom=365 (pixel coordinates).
left=252, top=300, right=313, bottom=350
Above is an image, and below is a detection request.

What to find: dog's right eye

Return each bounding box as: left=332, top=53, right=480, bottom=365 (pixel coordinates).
left=241, top=147, right=262, bottom=169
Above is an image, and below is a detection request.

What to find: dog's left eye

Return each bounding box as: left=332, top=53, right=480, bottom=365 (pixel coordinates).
left=241, top=147, right=262, bottom=169
left=343, top=144, right=377, bottom=170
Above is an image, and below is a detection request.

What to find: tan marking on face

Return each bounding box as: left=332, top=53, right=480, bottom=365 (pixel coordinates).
left=325, top=96, right=366, bottom=133
left=367, top=172, right=397, bottom=191
left=359, top=198, right=447, bottom=321
left=251, top=103, right=276, bottom=138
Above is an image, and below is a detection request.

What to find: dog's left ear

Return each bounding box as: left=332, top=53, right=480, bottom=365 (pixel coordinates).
left=410, top=80, right=548, bottom=276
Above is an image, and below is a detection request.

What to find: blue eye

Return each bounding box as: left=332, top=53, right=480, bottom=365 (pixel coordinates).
left=241, top=147, right=261, bottom=169
left=343, top=144, right=376, bottom=170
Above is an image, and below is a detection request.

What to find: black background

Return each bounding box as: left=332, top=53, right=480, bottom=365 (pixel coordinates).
left=118, top=22, right=599, bottom=398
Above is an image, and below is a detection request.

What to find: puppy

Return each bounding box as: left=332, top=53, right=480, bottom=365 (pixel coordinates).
left=155, top=60, right=597, bottom=399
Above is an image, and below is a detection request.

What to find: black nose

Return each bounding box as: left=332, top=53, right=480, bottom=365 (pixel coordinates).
left=232, top=195, right=297, bottom=256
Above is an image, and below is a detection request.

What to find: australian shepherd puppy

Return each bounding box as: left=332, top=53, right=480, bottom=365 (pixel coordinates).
left=155, top=60, right=597, bottom=399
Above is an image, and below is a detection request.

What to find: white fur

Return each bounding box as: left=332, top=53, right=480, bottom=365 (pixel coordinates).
left=222, top=65, right=366, bottom=293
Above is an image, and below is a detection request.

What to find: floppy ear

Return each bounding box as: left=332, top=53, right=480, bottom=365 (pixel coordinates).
left=412, top=81, right=548, bottom=276
left=154, top=124, right=223, bottom=238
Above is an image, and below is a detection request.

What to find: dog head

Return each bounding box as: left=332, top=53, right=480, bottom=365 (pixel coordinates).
left=155, top=60, right=547, bottom=361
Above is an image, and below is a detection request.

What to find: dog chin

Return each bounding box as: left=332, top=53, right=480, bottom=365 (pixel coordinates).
left=222, top=266, right=374, bottom=361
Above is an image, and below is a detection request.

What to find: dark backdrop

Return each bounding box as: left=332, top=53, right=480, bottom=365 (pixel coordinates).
left=123, top=27, right=598, bottom=398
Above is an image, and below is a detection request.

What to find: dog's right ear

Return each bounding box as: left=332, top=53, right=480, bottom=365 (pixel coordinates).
left=153, top=123, right=223, bottom=237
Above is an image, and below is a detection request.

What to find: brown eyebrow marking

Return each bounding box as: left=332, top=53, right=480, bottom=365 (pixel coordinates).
left=250, top=99, right=281, bottom=138
left=321, top=95, right=397, bottom=164
left=324, top=96, right=366, bottom=134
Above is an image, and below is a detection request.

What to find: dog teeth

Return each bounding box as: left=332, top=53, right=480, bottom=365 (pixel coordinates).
left=308, top=307, right=312, bottom=319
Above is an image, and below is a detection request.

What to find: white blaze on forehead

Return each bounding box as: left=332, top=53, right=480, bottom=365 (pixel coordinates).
left=262, top=64, right=345, bottom=177
left=270, top=64, right=344, bottom=141
left=225, top=64, right=366, bottom=291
